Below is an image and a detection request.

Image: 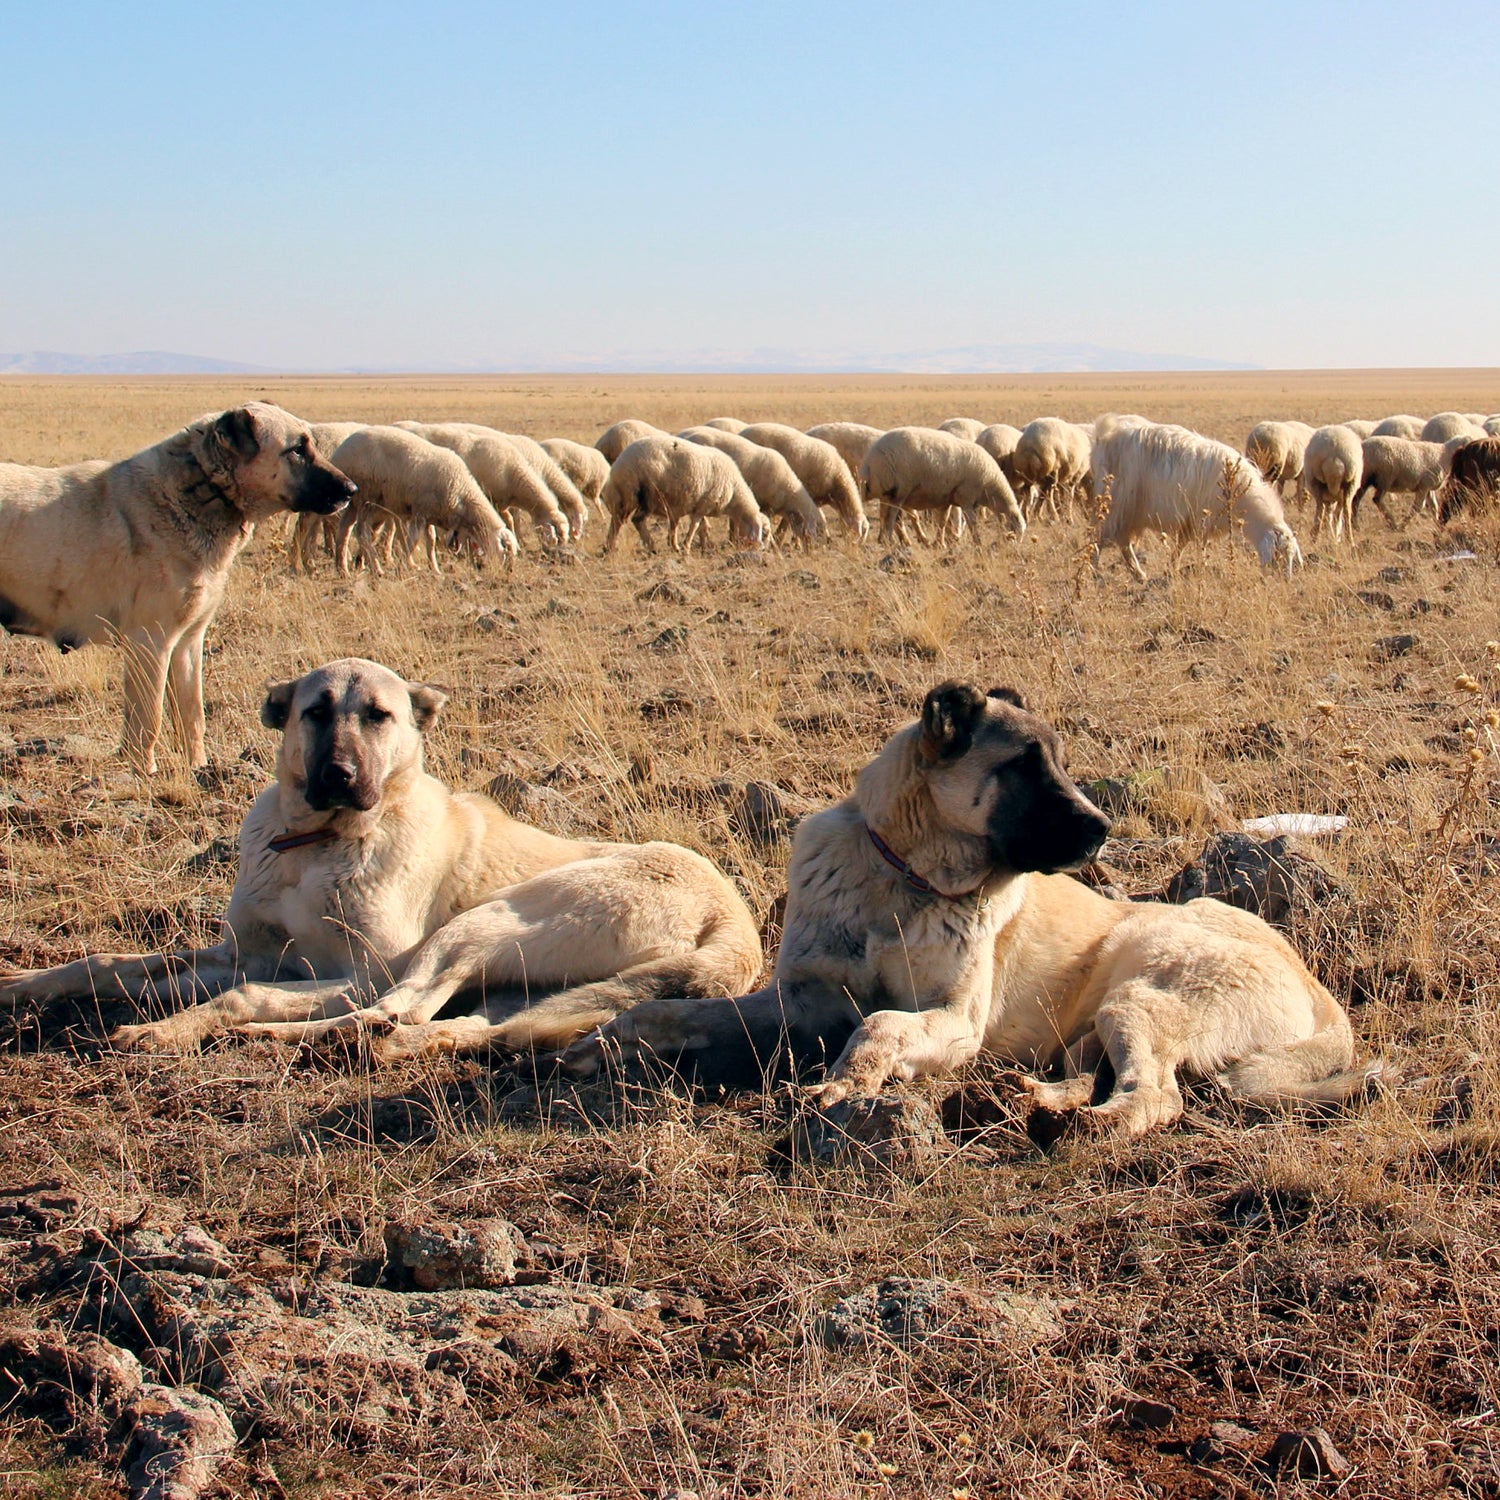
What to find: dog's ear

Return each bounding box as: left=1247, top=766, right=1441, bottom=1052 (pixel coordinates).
left=987, top=686, right=1027, bottom=710
left=212, top=407, right=261, bottom=463
left=260, top=678, right=296, bottom=730
left=407, top=682, right=448, bottom=731
left=919, top=681, right=988, bottom=762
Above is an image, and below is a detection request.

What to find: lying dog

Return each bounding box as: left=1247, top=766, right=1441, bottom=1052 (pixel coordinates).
left=564, top=683, right=1373, bottom=1134
left=0, top=404, right=354, bottom=773
left=0, top=658, right=763, bottom=1060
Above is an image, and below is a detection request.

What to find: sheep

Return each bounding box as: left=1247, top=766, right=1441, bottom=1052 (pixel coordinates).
left=737, top=423, right=869, bottom=538
left=937, top=417, right=985, bottom=440
left=327, top=427, right=517, bottom=576
left=1013, top=417, right=1093, bottom=518
left=291, top=423, right=367, bottom=570
left=1372, top=415, right=1425, bottom=440
left=1421, top=411, right=1484, bottom=445
left=599, top=436, right=768, bottom=554
left=702, top=417, right=748, bottom=433
left=597, top=420, right=668, bottom=464
left=539, top=438, right=611, bottom=512
left=1303, top=425, right=1365, bottom=541
left=1245, top=420, right=1315, bottom=507
left=396, top=422, right=571, bottom=544
left=679, top=426, right=824, bottom=543
left=1439, top=436, right=1500, bottom=523
left=1089, top=414, right=1301, bottom=579
left=1484, top=416, right=1500, bottom=437
left=805, top=422, right=884, bottom=482
left=501, top=431, right=591, bottom=539
left=859, top=427, right=1026, bottom=544
left=1353, top=436, right=1460, bottom=528
left=1343, top=419, right=1378, bottom=439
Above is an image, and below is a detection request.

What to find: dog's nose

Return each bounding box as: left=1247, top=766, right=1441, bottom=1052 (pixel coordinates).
left=340, top=477, right=358, bottom=496
left=323, top=760, right=357, bottom=788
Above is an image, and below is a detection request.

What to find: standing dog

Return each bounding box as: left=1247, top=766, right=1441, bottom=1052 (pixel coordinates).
left=0, top=404, right=355, bottom=773
left=564, top=683, right=1372, bottom=1135
left=0, top=659, right=763, bottom=1062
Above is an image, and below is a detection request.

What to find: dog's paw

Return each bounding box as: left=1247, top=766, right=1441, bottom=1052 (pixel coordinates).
left=804, top=1078, right=855, bottom=1110
left=111, top=1021, right=193, bottom=1054
left=1018, top=1074, right=1095, bottom=1113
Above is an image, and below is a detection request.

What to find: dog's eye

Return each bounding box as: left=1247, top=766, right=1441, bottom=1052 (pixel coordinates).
left=302, top=702, right=330, bottom=722
left=365, top=706, right=393, bottom=724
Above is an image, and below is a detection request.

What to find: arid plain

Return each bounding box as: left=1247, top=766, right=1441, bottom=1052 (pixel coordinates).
left=1, top=370, right=1498, bottom=1499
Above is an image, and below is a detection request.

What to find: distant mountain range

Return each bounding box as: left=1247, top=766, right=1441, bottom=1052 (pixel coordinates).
left=0, top=343, right=1257, bottom=376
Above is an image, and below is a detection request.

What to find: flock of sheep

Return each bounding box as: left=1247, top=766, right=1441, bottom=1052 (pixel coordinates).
left=293, top=408, right=1500, bottom=579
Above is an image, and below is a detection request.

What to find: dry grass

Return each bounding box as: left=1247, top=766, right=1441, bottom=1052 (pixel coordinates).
left=0, top=373, right=1497, bottom=1498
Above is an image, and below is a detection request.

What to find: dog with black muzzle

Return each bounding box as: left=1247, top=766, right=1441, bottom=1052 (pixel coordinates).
left=0, top=402, right=355, bottom=773
left=564, top=682, right=1375, bottom=1135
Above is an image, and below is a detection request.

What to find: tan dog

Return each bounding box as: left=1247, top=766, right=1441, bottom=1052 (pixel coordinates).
left=565, top=683, right=1373, bottom=1135
left=0, top=658, right=763, bottom=1061
left=0, top=404, right=354, bottom=772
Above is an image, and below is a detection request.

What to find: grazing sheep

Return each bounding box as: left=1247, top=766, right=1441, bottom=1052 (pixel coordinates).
left=1372, top=415, right=1425, bottom=440
left=1439, top=436, right=1500, bottom=523
left=1303, top=425, right=1365, bottom=541
left=600, top=436, right=768, bottom=554
left=597, top=420, right=668, bottom=464
left=502, top=432, right=590, bottom=539
left=1245, top=420, right=1315, bottom=506
left=1343, top=419, right=1378, bottom=439
left=679, top=426, right=824, bottom=542
left=738, top=423, right=869, bottom=538
left=860, top=426, right=1026, bottom=543
left=1421, top=411, right=1485, bottom=445
left=1089, top=414, right=1301, bottom=579
left=540, top=438, right=611, bottom=510
left=1354, top=436, right=1459, bottom=528
left=703, top=417, right=748, bottom=433
left=937, top=417, right=985, bottom=440
left=397, top=422, right=571, bottom=544
left=974, top=423, right=1025, bottom=490
left=328, top=427, right=517, bottom=575
left=1013, top=418, right=1093, bottom=518
left=805, top=422, right=884, bottom=482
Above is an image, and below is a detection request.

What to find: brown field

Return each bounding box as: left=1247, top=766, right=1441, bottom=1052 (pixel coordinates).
left=0, top=372, right=1497, bottom=1499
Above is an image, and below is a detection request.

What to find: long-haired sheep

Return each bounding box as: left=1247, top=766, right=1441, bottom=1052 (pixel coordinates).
left=1439, top=436, right=1500, bottom=524
left=1372, top=415, right=1425, bottom=440
left=540, top=438, right=611, bottom=511
left=1303, top=425, right=1365, bottom=541
left=599, top=436, right=768, bottom=555
left=1354, top=436, right=1459, bottom=528
left=679, top=426, right=824, bottom=543
left=737, top=423, right=870, bottom=538
left=702, top=417, right=748, bottom=433
left=1013, top=418, right=1093, bottom=518
left=597, top=420, right=668, bottom=465
left=1485, top=416, right=1500, bottom=437
left=1089, top=415, right=1301, bottom=579
left=1421, top=412, right=1484, bottom=445
left=805, top=422, right=884, bottom=482
left=328, top=427, right=517, bottom=576
left=937, top=417, right=985, bottom=440
left=859, top=427, right=1026, bottom=543
left=1245, top=420, right=1315, bottom=507
left=397, top=422, right=571, bottom=544
left=975, top=423, right=1025, bottom=492
left=501, top=432, right=590, bottom=539
left=1343, top=419, right=1378, bottom=439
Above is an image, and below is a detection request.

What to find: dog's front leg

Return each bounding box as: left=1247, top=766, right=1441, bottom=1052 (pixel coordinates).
left=0, top=944, right=245, bottom=1010
left=115, top=977, right=366, bottom=1052
left=166, top=620, right=211, bottom=769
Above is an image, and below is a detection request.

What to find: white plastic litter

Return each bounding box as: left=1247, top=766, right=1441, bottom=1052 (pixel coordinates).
left=1438, top=550, right=1479, bottom=563
left=1241, top=814, right=1348, bottom=837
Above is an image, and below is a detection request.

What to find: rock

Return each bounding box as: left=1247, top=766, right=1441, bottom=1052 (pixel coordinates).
left=482, top=776, right=583, bottom=835
left=181, top=837, right=238, bottom=875
left=84, top=1226, right=235, bottom=1280
left=1375, top=565, right=1412, bottom=583
left=635, top=580, right=696, bottom=605
left=1265, top=1427, right=1350, bottom=1480
left=782, top=1095, right=948, bottom=1169
left=1117, top=1395, right=1176, bottom=1430
left=123, top=1384, right=237, bottom=1500
left=728, top=781, right=806, bottom=848
left=639, top=689, right=693, bottom=719
left=1373, top=633, right=1418, bottom=660
left=383, top=1216, right=529, bottom=1291
left=646, top=625, right=691, bottom=652
left=1163, top=832, right=1345, bottom=931
left=818, top=1276, right=1061, bottom=1350
left=538, top=596, right=581, bottom=615
left=1187, top=1419, right=1258, bottom=1464
left=787, top=569, right=821, bottom=590
left=1356, top=589, right=1396, bottom=610
left=876, top=549, right=916, bottom=573
left=0, top=1328, right=144, bottom=1446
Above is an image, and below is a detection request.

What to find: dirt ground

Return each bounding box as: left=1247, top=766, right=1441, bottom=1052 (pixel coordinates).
left=0, top=372, right=1497, bottom=1499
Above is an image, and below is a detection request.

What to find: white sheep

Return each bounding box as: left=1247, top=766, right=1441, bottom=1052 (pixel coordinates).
left=859, top=426, right=1026, bottom=543
left=1089, top=414, right=1301, bottom=579
left=975, top=423, right=1025, bottom=491
left=1372, top=415, right=1425, bottom=440
left=1245, top=420, right=1315, bottom=507
left=1485, top=416, right=1500, bottom=437
left=1343, top=419, right=1378, bottom=439
left=328, top=427, right=517, bottom=575
left=540, top=437, right=611, bottom=510
left=500, top=431, right=590, bottom=539
left=1303, top=425, right=1365, bottom=541
left=397, top=422, right=571, bottom=544
left=679, top=426, right=825, bottom=542
left=1355, top=436, right=1460, bottom=527
left=599, top=436, right=768, bottom=554
left=597, top=420, right=668, bottom=464
left=1013, top=417, right=1094, bottom=518
left=805, top=422, right=885, bottom=482
left=1421, top=411, right=1484, bottom=445
left=937, top=417, right=985, bottom=440
left=738, top=423, right=869, bottom=538
left=702, top=417, right=748, bottom=433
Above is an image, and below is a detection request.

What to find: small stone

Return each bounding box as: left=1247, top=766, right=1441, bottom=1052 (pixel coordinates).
left=819, top=1276, right=1061, bottom=1349
left=646, top=625, right=690, bottom=652
left=636, top=580, right=695, bottom=605
left=787, top=569, right=821, bottom=589
left=1164, top=832, right=1345, bottom=930
left=877, top=549, right=916, bottom=573
left=729, top=781, right=800, bottom=848
left=1117, top=1395, right=1176, bottom=1430
left=123, top=1384, right=237, bottom=1500
left=639, top=689, right=693, bottom=719
left=1356, top=589, right=1396, bottom=610
left=782, top=1095, right=948, bottom=1170
left=1376, top=565, right=1412, bottom=583
left=1373, top=633, right=1417, bottom=660
left=1266, top=1427, right=1350, bottom=1479
left=383, top=1216, right=529, bottom=1291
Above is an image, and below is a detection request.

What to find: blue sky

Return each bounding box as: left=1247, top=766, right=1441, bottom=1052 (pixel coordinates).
left=3, top=1, right=1496, bottom=369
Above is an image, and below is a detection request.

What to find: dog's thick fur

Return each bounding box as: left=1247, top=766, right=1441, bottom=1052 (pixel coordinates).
left=565, top=683, right=1371, bottom=1135
left=0, top=404, right=354, bottom=772
left=0, top=659, right=763, bottom=1061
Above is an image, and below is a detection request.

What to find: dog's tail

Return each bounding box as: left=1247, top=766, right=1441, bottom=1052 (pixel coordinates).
left=1217, top=1024, right=1386, bottom=1111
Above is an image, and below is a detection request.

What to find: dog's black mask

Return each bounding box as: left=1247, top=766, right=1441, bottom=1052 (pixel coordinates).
left=292, top=456, right=357, bottom=515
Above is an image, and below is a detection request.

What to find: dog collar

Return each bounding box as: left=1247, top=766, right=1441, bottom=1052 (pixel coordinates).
left=267, top=827, right=339, bottom=853
left=866, top=824, right=955, bottom=899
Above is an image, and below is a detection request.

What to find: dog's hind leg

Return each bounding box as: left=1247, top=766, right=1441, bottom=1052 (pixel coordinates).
left=119, top=627, right=173, bottom=775
left=1076, top=985, right=1185, bottom=1135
